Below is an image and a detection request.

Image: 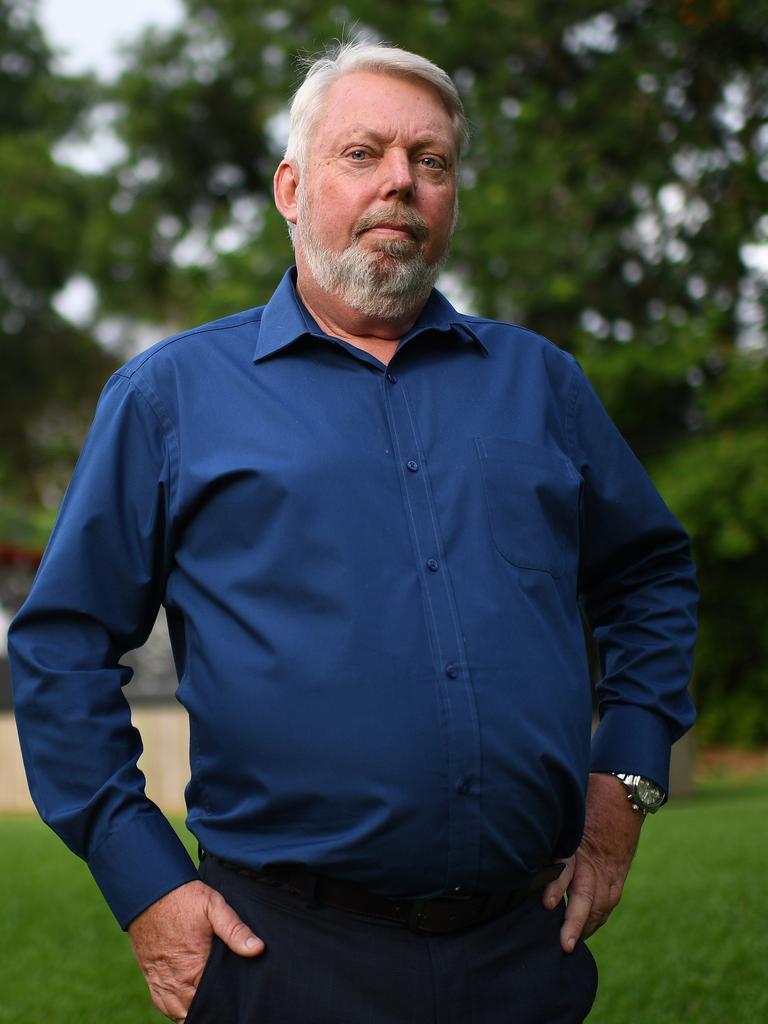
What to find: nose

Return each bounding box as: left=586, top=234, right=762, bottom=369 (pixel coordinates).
left=378, top=149, right=416, bottom=200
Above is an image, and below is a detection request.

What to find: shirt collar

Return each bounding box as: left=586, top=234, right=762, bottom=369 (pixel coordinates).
left=254, top=268, right=486, bottom=363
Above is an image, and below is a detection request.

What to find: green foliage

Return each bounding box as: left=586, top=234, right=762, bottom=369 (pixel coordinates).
left=651, top=358, right=768, bottom=743
left=3, top=0, right=767, bottom=742
left=0, top=0, right=116, bottom=508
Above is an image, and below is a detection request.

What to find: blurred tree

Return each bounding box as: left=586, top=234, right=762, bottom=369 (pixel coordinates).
left=0, top=0, right=117, bottom=521
left=14, top=0, right=768, bottom=740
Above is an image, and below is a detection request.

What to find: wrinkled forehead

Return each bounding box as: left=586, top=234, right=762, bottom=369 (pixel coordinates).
left=309, top=71, right=459, bottom=159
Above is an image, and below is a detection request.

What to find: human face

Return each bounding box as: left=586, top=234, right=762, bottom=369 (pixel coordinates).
left=294, top=72, right=459, bottom=317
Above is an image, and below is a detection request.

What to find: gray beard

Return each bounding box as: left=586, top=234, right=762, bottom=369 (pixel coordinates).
left=296, top=192, right=451, bottom=320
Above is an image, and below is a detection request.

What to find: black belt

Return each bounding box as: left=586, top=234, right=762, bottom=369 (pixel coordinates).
left=211, top=856, right=564, bottom=934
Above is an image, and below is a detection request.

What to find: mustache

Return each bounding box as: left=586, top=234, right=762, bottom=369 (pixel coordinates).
left=353, top=208, right=430, bottom=243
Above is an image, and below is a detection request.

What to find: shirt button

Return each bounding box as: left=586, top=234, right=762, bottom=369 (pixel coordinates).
left=426, top=559, right=439, bottom=572
left=387, top=372, right=397, bottom=383
left=445, top=663, right=459, bottom=679
left=406, top=460, right=419, bottom=472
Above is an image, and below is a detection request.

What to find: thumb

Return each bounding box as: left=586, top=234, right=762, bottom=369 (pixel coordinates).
left=205, top=891, right=265, bottom=957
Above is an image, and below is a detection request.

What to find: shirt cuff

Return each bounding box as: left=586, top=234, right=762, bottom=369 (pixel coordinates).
left=87, top=810, right=200, bottom=929
left=589, top=704, right=673, bottom=795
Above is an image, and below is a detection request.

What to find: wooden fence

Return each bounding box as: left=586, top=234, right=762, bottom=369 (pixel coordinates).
left=0, top=705, right=190, bottom=814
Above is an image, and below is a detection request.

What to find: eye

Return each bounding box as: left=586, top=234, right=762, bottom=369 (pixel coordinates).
left=419, top=155, right=447, bottom=171
left=348, top=149, right=368, bottom=161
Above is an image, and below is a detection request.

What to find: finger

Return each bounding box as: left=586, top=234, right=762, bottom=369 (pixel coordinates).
left=542, top=858, right=573, bottom=910
left=149, top=983, right=193, bottom=1024
left=205, top=892, right=265, bottom=956
left=580, top=908, right=610, bottom=941
left=579, top=877, right=623, bottom=940
left=560, top=885, right=593, bottom=953
left=560, top=858, right=601, bottom=953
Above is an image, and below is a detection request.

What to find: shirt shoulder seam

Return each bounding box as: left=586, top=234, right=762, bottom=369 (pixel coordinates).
left=565, top=361, right=583, bottom=464
left=112, top=371, right=180, bottom=514
left=459, top=315, right=577, bottom=359
left=121, top=310, right=265, bottom=377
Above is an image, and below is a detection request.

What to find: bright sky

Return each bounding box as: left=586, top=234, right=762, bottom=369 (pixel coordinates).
left=38, top=0, right=184, bottom=78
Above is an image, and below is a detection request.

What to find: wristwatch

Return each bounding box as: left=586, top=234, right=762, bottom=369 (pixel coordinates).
left=611, top=772, right=665, bottom=815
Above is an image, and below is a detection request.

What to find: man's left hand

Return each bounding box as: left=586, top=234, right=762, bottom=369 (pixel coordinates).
left=541, top=771, right=644, bottom=953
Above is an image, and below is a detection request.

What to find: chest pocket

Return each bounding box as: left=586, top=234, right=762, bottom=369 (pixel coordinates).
left=475, top=437, right=581, bottom=579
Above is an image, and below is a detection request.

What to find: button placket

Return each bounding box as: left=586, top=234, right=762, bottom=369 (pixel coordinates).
left=381, top=366, right=483, bottom=891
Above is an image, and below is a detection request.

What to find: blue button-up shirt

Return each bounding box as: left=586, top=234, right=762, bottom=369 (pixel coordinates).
left=10, top=270, right=697, bottom=928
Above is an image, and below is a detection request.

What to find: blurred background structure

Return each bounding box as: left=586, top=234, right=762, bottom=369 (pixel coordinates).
left=1, top=0, right=767, bottom=812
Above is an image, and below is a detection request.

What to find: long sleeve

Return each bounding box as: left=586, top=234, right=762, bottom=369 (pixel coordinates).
left=9, top=373, right=198, bottom=928
left=571, top=366, right=698, bottom=792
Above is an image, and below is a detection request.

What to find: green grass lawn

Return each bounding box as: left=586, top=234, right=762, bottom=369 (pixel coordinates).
left=1, top=775, right=766, bottom=1023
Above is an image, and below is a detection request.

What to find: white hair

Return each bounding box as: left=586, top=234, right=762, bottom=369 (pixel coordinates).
left=297, top=184, right=451, bottom=319
left=284, top=40, right=470, bottom=170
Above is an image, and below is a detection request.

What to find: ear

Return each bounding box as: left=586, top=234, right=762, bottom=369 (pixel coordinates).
left=273, top=160, right=300, bottom=224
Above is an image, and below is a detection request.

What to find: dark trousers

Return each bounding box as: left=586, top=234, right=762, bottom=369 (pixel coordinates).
left=186, top=856, right=598, bottom=1024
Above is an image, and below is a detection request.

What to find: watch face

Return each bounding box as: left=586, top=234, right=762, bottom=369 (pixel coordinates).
left=636, top=777, right=664, bottom=809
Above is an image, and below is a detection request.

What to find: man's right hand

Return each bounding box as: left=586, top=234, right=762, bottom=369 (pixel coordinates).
left=127, top=879, right=265, bottom=1023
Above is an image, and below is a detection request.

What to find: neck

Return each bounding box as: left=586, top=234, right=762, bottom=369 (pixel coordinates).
left=295, top=263, right=425, bottom=359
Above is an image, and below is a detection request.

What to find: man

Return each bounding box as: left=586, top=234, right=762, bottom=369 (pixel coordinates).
left=10, top=42, right=697, bottom=1024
